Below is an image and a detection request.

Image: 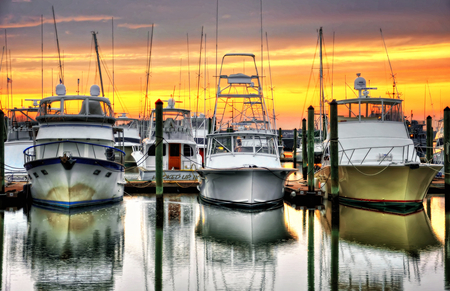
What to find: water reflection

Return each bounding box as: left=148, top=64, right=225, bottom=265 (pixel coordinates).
left=196, top=202, right=292, bottom=244
left=25, top=203, right=125, bottom=290
left=195, top=201, right=295, bottom=290
left=321, top=201, right=442, bottom=290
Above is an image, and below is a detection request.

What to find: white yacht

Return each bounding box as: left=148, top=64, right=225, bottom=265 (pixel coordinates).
left=114, top=113, right=140, bottom=168
left=295, top=130, right=324, bottom=163
left=197, top=53, right=295, bottom=208
left=315, top=74, right=441, bottom=205
left=23, top=84, right=125, bottom=208
left=131, top=98, right=202, bottom=181
left=4, top=101, right=39, bottom=182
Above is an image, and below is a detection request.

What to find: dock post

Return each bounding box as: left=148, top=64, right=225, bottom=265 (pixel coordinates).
left=0, top=110, right=4, bottom=194
left=427, top=115, right=433, bottom=163
left=155, top=99, right=164, bottom=219
left=330, top=100, right=339, bottom=199
left=307, top=209, right=315, bottom=291
left=308, top=106, right=315, bottom=191
left=293, top=128, right=297, bottom=169
left=446, top=211, right=450, bottom=289
left=445, top=107, right=450, bottom=211
left=302, top=118, right=307, bottom=181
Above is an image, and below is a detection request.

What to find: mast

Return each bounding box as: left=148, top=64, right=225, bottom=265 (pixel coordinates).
left=265, top=32, right=276, bottom=132
left=319, top=27, right=323, bottom=142
left=52, top=6, right=64, bottom=84
left=91, top=31, right=104, bottom=97
left=41, top=15, right=44, bottom=99
left=112, top=17, right=115, bottom=110
left=144, top=24, right=154, bottom=118
left=187, top=33, right=191, bottom=111
left=196, top=26, right=203, bottom=118
left=260, top=0, right=263, bottom=94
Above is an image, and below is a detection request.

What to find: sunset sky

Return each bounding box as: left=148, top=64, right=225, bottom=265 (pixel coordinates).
left=0, top=0, right=449, bottom=128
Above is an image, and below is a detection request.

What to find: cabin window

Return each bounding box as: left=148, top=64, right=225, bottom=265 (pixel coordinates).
left=169, top=144, right=180, bottom=157
left=64, top=99, right=85, bottom=115
left=147, top=144, right=166, bottom=156
left=183, top=144, right=194, bottom=156
left=383, top=103, right=402, bottom=122
left=39, top=100, right=61, bottom=116
left=211, top=136, right=232, bottom=154
left=254, top=136, right=277, bottom=154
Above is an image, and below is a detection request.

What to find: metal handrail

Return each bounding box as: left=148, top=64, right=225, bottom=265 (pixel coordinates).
left=336, top=144, right=424, bottom=165
left=23, top=140, right=125, bottom=164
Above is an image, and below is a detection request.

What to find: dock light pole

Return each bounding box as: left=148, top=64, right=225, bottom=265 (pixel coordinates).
left=308, top=106, right=315, bottom=191
left=330, top=100, right=339, bottom=198
left=0, top=110, right=5, bottom=194
left=302, top=119, right=307, bottom=181
left=293, top=128, right=297, bottom=169
left=445, top=107, right=450, bottom=211
left=427, top=116, right=433, bottom=163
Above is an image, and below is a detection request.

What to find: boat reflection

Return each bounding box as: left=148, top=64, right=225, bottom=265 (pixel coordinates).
left=196, top=201, right=293, bottom=244
left=321, top=200, right=442, bottom=290
left=326, top=202, right=441, bottom=253
left=24, top=203, right=125, bottom=290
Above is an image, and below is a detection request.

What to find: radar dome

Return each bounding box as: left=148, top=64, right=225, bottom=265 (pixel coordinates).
left=354, top=73, right=366, bottom=90
left=56, top=84, right=66, bottom=96
left=90, top=85, right=101, bottom=97
left=167, top=98, right=176, bottom=109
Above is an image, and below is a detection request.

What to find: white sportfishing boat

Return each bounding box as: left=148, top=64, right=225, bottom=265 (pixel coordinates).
left=295, top=130, right=324, bottom=163
left=114, top=113, right=140, bottom=168
left=23, top=84, right=125, bottom=208
left=4, top=101, right=39, bottom=182
left=131, top=98, right=202, bottom=181
left=316, top=74, right=441, bottom=205
left=197, top=53, right=295, bottom=208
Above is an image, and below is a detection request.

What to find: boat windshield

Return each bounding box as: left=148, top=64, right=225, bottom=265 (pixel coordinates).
left=210, top=135, right=277, bottom=155
left=116, top=119, right=139, bottom=129
left=337, top=99, right=402, bottom=122
left=37, top=96, right=114, bottom=123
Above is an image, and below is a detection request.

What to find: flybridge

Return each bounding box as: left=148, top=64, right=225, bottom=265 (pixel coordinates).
left=213, top=54, right=271, bottom=133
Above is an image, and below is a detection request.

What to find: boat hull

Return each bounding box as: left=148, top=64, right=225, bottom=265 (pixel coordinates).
left=25, top=157, right=124, bottom=208
left=197, top=168, right=295, bottom=208
left=138, top=167, right=199, bottom=181
left=316, top=164, right=441, bottom=204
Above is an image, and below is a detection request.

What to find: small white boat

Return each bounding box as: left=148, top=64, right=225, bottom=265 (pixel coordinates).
left=315, top=74, right=442, bottom=205
left=114, top=113, right=140, bottom=168
left=4, top=101, right=39, bottom=182
left=197, top=53, right=295, bottom=208
left=131, top=98, right=202, bottom=181
left=295, top=132, right=324, bottom=163
left=23, top=84, right=125, bottom=208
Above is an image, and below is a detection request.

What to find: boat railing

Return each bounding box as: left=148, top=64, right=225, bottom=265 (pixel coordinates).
left=336, top=144, right=425, bottom=165
left=24, top=140, right=125, bottom=165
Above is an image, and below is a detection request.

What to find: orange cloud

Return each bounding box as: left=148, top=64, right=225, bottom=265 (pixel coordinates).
left=0, top=15, right=118, bottom=29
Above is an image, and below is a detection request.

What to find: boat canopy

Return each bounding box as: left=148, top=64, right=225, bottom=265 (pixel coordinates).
left=36, top=95, right=115, bottom=124
left=336, top=97, right=403, bottom=122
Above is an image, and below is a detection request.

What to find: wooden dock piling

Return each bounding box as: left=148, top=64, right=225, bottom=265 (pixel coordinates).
left=293, top=128, right=297, bottom=168
left=308, top=106, right=314, bottom=191
left=445, top=107, right=450, bottom=211
left=427, top=115, right=433, bottom=163
left=155, top=99, right=164, bottom=219
left=0, top=110, right=5, bottom=194
left=302, top=118, right=307, bottom=181
left=330, top=100, right=339, bottom=198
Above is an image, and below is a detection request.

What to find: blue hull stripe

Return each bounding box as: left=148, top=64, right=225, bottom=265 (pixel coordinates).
left=33, top=197, right=123, bottom=208
left=25, top=157, right=124, bottom=171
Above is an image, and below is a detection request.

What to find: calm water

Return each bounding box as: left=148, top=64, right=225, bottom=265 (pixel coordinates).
left=0, top=194, right=447, bottom=290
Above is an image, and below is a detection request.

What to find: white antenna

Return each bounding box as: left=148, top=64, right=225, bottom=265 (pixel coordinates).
left=380, top=28, right=400, bottom=99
